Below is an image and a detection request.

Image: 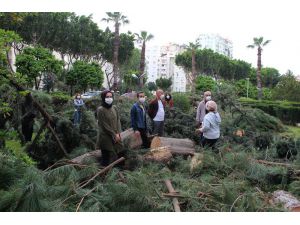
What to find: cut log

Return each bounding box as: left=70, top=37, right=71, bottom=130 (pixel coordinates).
left=70, top=129, right=142, bottom=164
left=144, top=146, right=172, bottom=163
left=120, top=128, right=143, bottom=150
left=164, top=179, right=181, bottom=212
left=70, top=150, right=102, bottom=164
left=151, top=136, right=195, bottom=156
left=272, top=190, right=300, bottom=212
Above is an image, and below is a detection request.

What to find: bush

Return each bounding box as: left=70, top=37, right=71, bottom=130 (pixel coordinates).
left=239, top=98, right=300, bottom=125
left=195, top=75, right=216, bottom=93
left=51, top=92, right=71, bottom=106
left=172, top=93, right=191, bottom=113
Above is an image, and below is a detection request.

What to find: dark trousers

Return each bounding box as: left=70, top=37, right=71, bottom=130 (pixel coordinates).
left=138, top=128, right=150, bottom=148
left=201, top=137, right=218, bottom=150
left=73, top=110, right=81, bottom=125
left=101, top=149, right=127, bottom=167
left=153, top=121, right=164, bottom=137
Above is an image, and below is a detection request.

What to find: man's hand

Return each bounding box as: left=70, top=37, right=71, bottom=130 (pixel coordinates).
left=115, top=134, right=121, bottom=143
left=134, top=130, right=140, bottom=137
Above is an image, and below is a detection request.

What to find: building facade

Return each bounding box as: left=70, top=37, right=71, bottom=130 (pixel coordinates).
left=145, top=43, right=187, bottom=92
left=198, top=33, right=233, bottom=58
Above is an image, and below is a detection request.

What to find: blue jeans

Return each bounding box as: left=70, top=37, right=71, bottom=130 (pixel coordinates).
left=74, top=110, right=81, bottom=125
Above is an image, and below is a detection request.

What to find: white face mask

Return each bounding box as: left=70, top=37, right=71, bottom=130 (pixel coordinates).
left=76, top=96, right=80, bottom=99
left=105, top=97, right=113, bottom=105
left=160, top=94, right=165, bottom=100
left=139, top=97, right=145, bottom=103
left=205, top=96, right=211, bottom=101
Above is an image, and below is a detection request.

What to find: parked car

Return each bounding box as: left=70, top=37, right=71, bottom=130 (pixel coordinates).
left=81, top=91, right=101, bottom=99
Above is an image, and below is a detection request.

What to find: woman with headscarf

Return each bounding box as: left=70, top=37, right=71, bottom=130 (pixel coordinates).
left=96, top=90, right=123, bottom=166
left=164, top=92, right=174, bottom=108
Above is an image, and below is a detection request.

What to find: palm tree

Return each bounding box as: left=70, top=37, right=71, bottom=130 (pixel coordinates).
left=184, top=40, right=201, bottom=93
left=102, top=12, right=129, bottom=90
left=247, top=37, right=271, bottom=100
left=135, top=31, right=154, bottom=88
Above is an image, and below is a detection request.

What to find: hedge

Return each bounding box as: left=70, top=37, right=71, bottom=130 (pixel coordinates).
left=239, top=98, right=300, bottom=125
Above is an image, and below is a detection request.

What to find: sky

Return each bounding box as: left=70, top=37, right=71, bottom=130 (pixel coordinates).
left=3, top=0, right=300, bottom=75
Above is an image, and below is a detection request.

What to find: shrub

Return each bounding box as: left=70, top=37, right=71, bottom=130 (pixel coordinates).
left=172, top=93, right=190, bottom=113
left=239, top=98, right=300, bottom=125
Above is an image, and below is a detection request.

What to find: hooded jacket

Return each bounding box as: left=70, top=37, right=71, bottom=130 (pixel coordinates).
left=201, top=112, right=221, bottom=139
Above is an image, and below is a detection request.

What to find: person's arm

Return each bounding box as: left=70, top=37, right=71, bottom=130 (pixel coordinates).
left=74, top=100, right=84, bottom=107
left=115, top=106, right=122, bottom=134
left=196, top=103, right=201, bottom=126
left=130, top=105, right=138, bottom=131
left=200, top=116, right=210, bottom=133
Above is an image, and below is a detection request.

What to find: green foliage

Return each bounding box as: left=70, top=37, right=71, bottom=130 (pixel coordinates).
left=234, top=79, right=257, bottom=99
left=172, top=93, right=191, bottom=113
left=155, top=77, right=172, bottom=90
left=176, top=48, right=253, bottom=80
left=239, top=98, right=300, bottom=125
left=15, top=46, right=63, bottom=89
left=195, top=75, right=216, bottom=93
left=272, top=74, right=300, bottom=102
left=66, top=61, right=104, bottom=92
left=261, top=67, right=280, bottom=88
left=147, top=82, right=157, bottom=91
left=51, top=91, right=71, bottom=106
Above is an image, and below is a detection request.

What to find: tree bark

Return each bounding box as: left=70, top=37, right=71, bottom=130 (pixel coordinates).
left=164, top=179, right=181, bottom=212
left=151, top=136, right=195, bottom=156
left=139, top=41, right=146, bottom=88
left=191, top=50, right=196, bottom=93
left=120, top=128, right=143, bottom=149
left=257, top=47, right=263, bottom=100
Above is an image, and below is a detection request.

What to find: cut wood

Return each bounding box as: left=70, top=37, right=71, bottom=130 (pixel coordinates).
left=151, top=136, right=195, bottom=156
left=144, top=146, right=172, bottom=163
left=70, top=150, right=102, bottom=164
left=120, top=128, right=143, bottom=149
left=190, top=153, right=204, bottom=172
left=164, top=179, right=181, bottom=212
left=272, top=190, right=300, bottom=212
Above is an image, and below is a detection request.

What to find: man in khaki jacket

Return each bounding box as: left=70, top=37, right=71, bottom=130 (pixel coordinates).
left=196, top=91, right=212, bottom=127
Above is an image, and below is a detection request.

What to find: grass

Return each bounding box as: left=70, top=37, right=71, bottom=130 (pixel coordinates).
left=281, top=126, right=300, bottom=138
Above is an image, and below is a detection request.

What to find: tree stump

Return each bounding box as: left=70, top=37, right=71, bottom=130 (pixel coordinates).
left=144, top=146, right=172, bottom=163
left=120, top=128, right=143, bottom=150
left=150, top=136, right=195, bottom=156
left=70, top=129, right=142, bottom=164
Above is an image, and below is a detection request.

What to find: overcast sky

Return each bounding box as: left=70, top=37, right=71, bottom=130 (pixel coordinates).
left=5, top=0, right=300, bottom=75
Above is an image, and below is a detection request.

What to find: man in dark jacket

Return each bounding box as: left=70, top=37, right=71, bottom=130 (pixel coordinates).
left=148, top=89, right=165, bottom=136
left=130, top=91, right=149, bottom=148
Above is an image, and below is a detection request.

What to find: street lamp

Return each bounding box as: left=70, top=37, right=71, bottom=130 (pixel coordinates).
left=246, top=78, right=250, bottom=98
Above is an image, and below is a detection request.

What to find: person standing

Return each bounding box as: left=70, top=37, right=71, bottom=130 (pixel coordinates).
left=198, top=101, right=221, bottom=150
left=164, top=92, right=174, bottom=108
left=130, top=91, right=149, bottom=148
left=148, top=89, right=165, bottom=136
left=73, top=93, right=84, bottom=126
left=196, top=91, right=212, bottom=128
left=96, top=90, right=123, bottom=166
